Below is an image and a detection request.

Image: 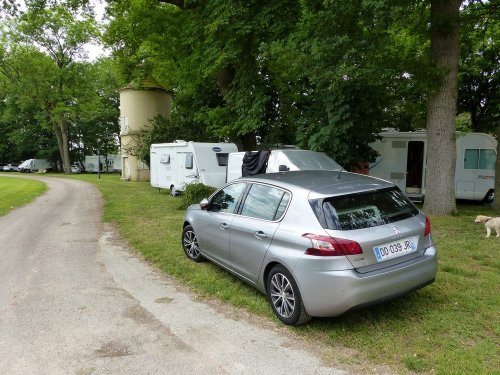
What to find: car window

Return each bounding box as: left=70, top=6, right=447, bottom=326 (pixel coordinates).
left=318, top=188, right=419, bottom=230
left=210, top=183, right=247, bottom=213
left=240, top=184, right=290, bottom=221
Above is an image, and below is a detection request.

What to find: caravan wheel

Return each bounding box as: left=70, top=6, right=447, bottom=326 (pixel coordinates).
left=483, top=190, right=494, bottom=204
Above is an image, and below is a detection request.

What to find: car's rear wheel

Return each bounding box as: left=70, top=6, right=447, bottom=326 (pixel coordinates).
left=182, top=225, right=204, bottom=262
left=267, top=265, right=311, bottom=325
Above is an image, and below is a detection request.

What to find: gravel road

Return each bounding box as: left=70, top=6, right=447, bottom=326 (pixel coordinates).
left=0, top=175, right=377, bottom=375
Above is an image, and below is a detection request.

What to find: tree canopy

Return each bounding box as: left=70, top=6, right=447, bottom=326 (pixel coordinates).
left=0, top=0, right=122, bottom=170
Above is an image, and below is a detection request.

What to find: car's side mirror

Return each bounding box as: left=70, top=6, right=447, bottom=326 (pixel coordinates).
left=279, top=165, right=289, bottom=172
left=199, top=198, right=210, bottom=210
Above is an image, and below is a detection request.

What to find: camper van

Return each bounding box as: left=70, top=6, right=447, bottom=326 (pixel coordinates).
left=18, top=159, right=52, bottom=173
left=150, top=141, right=238, bottom=195
left=226, top=149, right=343, bottom=182
left=369, top=130, right=497, bottom=202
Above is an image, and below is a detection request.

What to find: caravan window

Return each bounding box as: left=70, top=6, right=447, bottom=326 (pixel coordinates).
left=216, top=153, right=229, bottom=166
left=464, top=149, right=496, bottom=170
left=185, top=153, right=194, bottom=169
left=160, top=154, right=170, bottom=164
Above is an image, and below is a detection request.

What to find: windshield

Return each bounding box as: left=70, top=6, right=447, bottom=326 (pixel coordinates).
left=313, top=188, right=419, bottom=230
left=284, top=151, right=342, bottom=171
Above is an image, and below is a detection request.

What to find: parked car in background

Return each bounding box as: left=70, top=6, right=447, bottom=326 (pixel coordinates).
left=2, top=164, right=18, bottom=172
left=70, top=165, right=81, bottom=173
left=182, top=170, right=437, bottom=325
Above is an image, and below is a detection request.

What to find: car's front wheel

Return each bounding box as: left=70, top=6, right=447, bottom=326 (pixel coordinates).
left=267, top=265, right=311, bottom=325
left=182, top=225, right=204, bottom=262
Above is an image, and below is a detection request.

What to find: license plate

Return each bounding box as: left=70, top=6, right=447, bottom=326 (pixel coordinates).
left=373, top=236, right=418, bottom=262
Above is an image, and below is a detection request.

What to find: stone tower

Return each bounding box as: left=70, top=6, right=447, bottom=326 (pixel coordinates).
left=119, top=80, right=172, bottom=181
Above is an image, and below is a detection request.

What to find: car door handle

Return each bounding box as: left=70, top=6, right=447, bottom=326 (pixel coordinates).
left=219, top=223, right=230, bottom=230
left=253, top=231, right=268, bottom=239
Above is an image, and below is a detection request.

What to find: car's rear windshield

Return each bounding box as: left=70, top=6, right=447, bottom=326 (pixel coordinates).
left=311, top=188, right=419, bottom=230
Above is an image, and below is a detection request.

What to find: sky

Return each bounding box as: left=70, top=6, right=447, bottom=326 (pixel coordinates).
left=85, top=0, right=109, bottom=60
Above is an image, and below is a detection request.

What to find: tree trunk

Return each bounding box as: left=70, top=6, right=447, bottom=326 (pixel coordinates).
left=58, top=114, right=71, bottom=174
left=423, top=0, right=461, bottom=216
left=53, top=121, right=65, bottom=166
left=491, top=124, right=500, bottom=210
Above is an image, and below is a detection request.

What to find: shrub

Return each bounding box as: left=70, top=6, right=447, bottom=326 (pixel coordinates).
left=177, top=183, right=216, bottom=210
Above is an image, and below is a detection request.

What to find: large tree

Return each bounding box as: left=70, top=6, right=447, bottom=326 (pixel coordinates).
left=423, top=0, right=461, bottom=215
left=1, top=3, right=122, bottom=170
left=104, top=0, right=494, bottom=206
left=105, top=0, right=301, bottom=150
left=0, top=45, right=62, bottom=163
left=7, top=2, right=99, bottom=172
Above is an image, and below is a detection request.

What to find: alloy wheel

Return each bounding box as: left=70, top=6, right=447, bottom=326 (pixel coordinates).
left=269, top=272, right=295, bottom=318
left=183, top=230, right=200, bottom=259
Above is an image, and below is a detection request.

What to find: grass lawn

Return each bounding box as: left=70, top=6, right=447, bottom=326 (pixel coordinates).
left=0, top=175, right=47, bottom=216
left=6, top=173, right=500, bottom=374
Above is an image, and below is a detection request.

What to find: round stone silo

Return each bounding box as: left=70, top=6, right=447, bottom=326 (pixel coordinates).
left=119, top=80, right=172, bottom=181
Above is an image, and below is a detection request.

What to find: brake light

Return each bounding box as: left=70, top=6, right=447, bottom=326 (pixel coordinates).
left=302, top=234, right=363, bottom=256
left=424, top=216, right=431, bottom=237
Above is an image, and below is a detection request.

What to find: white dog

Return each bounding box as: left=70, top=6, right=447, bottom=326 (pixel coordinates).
left=474, top=215, right=500, bottom=238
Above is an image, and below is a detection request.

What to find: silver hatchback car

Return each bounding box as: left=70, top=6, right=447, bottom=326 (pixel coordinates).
left=182, top=170, right=437, bottom=325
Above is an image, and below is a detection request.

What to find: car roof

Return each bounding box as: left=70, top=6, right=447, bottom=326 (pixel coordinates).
left=237, top=170, right=394, bottom=198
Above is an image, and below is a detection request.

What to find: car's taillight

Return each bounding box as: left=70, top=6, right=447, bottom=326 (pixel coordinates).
left=302, top=234, right=363, bottom=256
left=424, top=216, right=431, bottom=237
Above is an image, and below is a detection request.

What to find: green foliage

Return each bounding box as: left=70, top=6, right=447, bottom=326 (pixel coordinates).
left=69, top=58, right=123, bottom=164
left=103, top=0, right=438, bottom=165
left=177, top=183, right=216, bottom=210
left=0, top=5, right=120, bottom=166
left=458, top=1, right=499, bottom=133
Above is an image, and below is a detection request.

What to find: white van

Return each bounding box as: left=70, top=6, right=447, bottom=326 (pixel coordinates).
left=226, top=149, right=343, bottom=182
left=369, top=130, right=497, bottom=202
left=150, top=141, right=238, bottom=195
left=18, top=159, right=52, bottom=173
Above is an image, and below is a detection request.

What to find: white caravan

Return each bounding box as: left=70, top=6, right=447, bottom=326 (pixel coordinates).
left=150, top=141, right=238, bottom=194
left=226, top=149, right=343, bottom=182
left=369, top=130, right=497, bottom=202
left=85, top=154, right=121, bottom=173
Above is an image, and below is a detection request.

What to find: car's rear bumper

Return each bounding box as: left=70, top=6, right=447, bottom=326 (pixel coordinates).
left=294, top=246, right=437, bottom=317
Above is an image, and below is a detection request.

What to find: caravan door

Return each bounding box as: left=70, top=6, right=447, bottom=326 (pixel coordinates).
left=405, top=141, right=426, bottom=196
left=176, top=151, right=199, bottom=191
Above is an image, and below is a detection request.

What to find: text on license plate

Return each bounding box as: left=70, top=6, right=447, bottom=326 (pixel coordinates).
left=373, top=236, right=418, bottom=262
